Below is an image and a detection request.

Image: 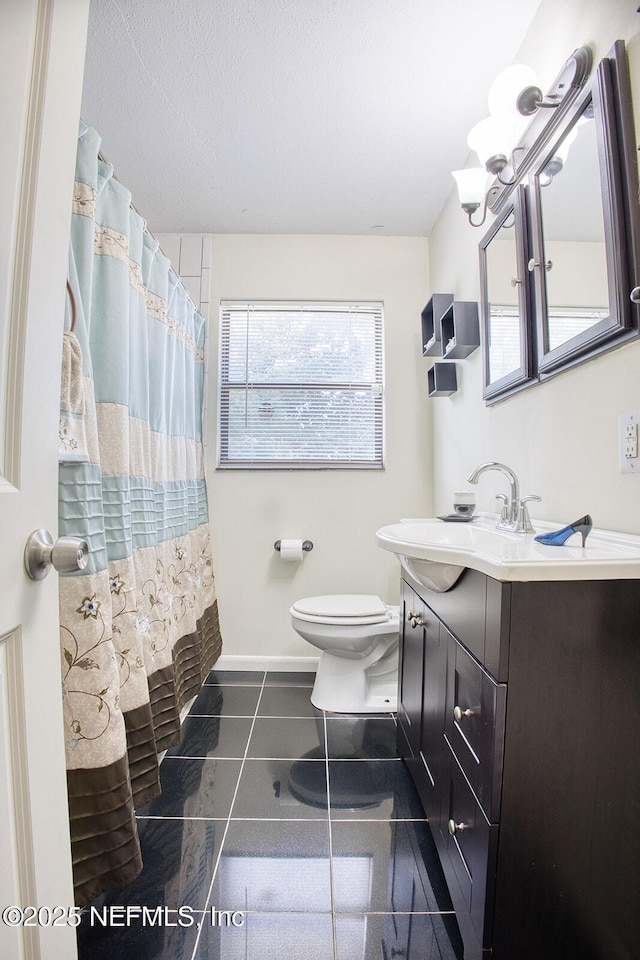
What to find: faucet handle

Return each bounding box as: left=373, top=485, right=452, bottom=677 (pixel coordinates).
left=495, top=493, right=509, bottom=523
left=518, top=494, right=541, bottom=534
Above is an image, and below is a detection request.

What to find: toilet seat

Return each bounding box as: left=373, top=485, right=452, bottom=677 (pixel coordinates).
left=290, top=594, right=393, bottom=627
left=290, top=593, right=399, bottom=712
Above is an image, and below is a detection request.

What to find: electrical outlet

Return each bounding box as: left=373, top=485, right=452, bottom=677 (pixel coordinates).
left=619, top=412, right=640, bottom=472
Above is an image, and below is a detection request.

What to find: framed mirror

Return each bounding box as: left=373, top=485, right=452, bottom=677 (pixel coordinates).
left=479, top=41, right=640, bottom=402
left=529, top=44, right=639, bottom=376
left=530, top=100, right=608, bottom=362
left=480, top=189, right=533, bottom=400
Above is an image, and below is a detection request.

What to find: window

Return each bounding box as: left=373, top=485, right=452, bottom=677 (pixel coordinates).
left=218, top=301, right=384, bottom=469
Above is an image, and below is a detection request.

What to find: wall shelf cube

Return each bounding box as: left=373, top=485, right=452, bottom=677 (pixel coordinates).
left=441, top=300, right=480, bottom=359
left=427, top=361, right=457, bottom=397
left=421, top=294, right=454, bottom=357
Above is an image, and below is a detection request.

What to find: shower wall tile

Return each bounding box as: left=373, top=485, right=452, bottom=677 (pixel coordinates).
left=202, top=237, right=211, bottom=269
left=182, top=274, right=202, bottom=304
left=179, top=235, right=204, bottom=276
left=200, top=266, right=211, bottom=302
left=154, top=232, right=211, bottom=318
left=156, top=233, right=181, bottom=266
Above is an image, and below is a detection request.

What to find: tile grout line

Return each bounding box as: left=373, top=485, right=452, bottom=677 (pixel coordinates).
left=325, top=710, right=340, bottom=960
left=188, top=671, right=267, bottom=960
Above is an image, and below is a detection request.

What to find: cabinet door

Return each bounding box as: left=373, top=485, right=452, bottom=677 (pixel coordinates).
left=398, top=581, right=425, bottom=759
left=438, top=749, right=499, bottom=960
left=445, top=636, right=506, bottom=823
left=418, top=614, right=448, bottom=822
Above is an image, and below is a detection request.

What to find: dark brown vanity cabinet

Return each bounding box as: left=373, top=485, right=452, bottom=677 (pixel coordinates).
left=398, top=570, right=640, bottom=960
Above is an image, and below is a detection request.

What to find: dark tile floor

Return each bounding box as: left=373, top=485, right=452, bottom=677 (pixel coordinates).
left=77, top=670, right=463, bottom=960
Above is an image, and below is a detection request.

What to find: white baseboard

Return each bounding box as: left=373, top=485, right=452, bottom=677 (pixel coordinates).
left=214, top=654, right=319, bottom=673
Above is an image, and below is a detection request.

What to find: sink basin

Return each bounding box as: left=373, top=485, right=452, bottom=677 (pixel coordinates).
left=376, top=516, right=640, bottom=587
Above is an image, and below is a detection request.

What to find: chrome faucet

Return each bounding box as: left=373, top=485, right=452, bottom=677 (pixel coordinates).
left=467, top=461, right=540, bottom=534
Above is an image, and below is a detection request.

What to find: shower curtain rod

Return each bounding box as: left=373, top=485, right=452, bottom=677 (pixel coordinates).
left=97, top=144, right=148, bottom=226
left=95, top=146, right=200, bottom=309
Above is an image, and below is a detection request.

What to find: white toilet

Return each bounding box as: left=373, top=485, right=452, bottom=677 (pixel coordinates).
left=289, top=594, right=400, bottom=713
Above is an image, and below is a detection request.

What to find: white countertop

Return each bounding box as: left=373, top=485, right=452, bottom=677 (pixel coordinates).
left=376, top=515, right=640, bottom=584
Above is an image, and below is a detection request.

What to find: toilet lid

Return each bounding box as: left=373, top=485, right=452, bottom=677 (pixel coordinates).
left=292, top=594, right=389, bottom=620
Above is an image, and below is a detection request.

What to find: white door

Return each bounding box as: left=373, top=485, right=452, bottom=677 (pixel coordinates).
left=0, top=2, right=89, bottom=958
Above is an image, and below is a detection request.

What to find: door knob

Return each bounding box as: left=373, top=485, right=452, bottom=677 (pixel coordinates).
left=24, top=529, right=89, bottom=581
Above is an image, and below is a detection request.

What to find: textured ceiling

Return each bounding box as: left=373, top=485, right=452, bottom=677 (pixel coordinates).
left=81, top=0, right=542, bottom=235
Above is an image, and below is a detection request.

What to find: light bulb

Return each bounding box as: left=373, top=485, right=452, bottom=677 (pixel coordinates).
left=542, top=124, right=579, bottom=179
left=467, top=117, right=520, bottom=174
left=489, top=63, right=541, bottom=118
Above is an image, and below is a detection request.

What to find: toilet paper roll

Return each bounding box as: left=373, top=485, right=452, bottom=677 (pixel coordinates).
left=278, top=539, right=304, bottom=561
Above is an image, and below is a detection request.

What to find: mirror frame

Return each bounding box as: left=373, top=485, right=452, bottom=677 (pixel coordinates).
left=480, top=188, right=534, bottom=400
left=479, top=41, right=640, bottom=403
left=529, top=43, right=640, bottom=377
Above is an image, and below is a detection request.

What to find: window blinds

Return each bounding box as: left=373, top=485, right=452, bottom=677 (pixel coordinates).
left=218, top=301, right=384, bottom=469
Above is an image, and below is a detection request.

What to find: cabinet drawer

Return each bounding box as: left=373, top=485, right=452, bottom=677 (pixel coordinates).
left=415, top=567, right=488, bottom=665
left=440, top=750, right=498, bottom=953
left=402, top=569, right=511, bottom=681
left=445, top=636, right=506, bottom=822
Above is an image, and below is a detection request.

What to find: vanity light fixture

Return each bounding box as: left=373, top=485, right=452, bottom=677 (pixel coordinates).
left=453, top=47, right=592, bottom=226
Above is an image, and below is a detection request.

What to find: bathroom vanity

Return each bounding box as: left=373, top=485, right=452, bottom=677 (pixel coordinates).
left=397, top=566, right=640, bottom=960
left=377, top=520, right=640, bottom=960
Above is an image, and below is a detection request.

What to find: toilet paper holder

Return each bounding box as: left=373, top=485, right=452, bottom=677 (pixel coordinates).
left=274, top=540, right=314, bottom=552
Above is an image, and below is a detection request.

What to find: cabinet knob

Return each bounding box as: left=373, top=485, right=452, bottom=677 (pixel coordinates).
left=448, top=819, right=467, bottom=836
left=453, top=706, right=475, bottom=722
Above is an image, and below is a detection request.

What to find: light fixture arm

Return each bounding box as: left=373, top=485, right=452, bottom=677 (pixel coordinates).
left=495, top=146, right=527, bottom=186
left=517, top=87, right=562, bottom=116
left=464, top=202, right=488, bottom=228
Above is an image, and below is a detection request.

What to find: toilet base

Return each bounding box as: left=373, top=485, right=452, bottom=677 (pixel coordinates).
left=310, top=642, right=398, bottom=713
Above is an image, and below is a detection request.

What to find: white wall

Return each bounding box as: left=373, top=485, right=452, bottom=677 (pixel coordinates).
left=428, top=0, right=640, bottom=533
left=205, top=235, right=432, bottom=659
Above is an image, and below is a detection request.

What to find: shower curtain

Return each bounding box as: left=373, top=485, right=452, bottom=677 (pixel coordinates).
left=59, top=123, right=222, bottom=905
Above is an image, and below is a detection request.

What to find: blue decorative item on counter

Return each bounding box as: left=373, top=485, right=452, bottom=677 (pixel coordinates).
left=534, top=514, right=593, bottom=547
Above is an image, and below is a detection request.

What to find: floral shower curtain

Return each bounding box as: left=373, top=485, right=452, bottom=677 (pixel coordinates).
left=59, top=123, right=222, bottom=905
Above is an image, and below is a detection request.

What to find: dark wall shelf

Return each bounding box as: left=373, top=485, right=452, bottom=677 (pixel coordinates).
left=441, top=300, right=480, bottom=359
left=427, top=362, right=457, bottom=397
left=422, top=295, right=479, bottom=399
left=422, top=294, right=454, bottom=357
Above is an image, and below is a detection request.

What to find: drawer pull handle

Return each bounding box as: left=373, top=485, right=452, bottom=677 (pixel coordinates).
left=453, top=706, right=475, bottom=722
left=448, top=819, right=468, bottom=836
